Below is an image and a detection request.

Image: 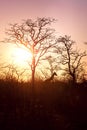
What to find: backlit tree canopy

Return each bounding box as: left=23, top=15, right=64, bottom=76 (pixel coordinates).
left=6, top=18, right=57, bottom=86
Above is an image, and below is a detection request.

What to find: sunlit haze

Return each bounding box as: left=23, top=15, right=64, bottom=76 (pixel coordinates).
left=12, top=47, right=32, bottom=66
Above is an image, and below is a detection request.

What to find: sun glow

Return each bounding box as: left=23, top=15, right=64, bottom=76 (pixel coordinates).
left=12, top=47, right=32, bottom=66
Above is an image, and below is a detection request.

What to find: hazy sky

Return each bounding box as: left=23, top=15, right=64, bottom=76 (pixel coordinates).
left=0, top=0, right=87, bottom=55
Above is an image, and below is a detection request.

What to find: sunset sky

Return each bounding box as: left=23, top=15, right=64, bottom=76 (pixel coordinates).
left=0, top=0, right=87, bottom=69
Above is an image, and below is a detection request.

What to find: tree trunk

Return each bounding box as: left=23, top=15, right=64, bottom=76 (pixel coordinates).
left=72, top=74, right=76, bottom=86
left=31, top=45, right=35, bottom=88
left=32, top=56, right=35, bottom=89
left=70, top=71, right=76, bottom=86
left=32, top=66, right=35, bottom=89
left=31, top=54, right=35, bottom=110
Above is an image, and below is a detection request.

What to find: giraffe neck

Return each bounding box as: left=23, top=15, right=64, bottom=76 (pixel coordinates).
left=45, top=72, right=57, bottom=82
left=49, top=73, right=55, bottom=80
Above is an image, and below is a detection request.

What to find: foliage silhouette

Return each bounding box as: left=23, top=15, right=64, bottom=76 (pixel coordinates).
left=5, top=17, right=57, bottom=88
left=57, top=35, right=87, bottom=84
left=0, top=77, right=87, bottom=129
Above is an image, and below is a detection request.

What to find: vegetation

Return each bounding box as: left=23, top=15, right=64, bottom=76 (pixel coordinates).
left=3, top=18, right=86, bottom=85
left=0, top=17, right=87, bottom=129
left=57, top=35, right=87, bottom=84
left=0, top=77, right=87, bottom=129
left=5, top=18, right=57, bottom=87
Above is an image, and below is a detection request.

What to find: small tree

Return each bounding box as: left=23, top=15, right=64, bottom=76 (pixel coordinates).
left=5, top=18, right=57, bottom=88
left=57, top=35, right=87, bottom=84
left=39, top=55, right=58, bottom=80
left=1, top=64, right=27, bottom=82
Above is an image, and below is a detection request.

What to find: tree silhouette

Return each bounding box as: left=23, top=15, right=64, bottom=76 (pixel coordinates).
left=57, top=35, right=87, bottom=84
left=0, top=63, right=27, bottom=81
left=41, top=55, right=58, bottom=80
left=5, top=18, right=57, bottom=88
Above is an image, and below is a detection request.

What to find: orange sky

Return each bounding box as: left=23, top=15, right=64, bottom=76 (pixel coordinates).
left=0, top=0, right=87, bottom=65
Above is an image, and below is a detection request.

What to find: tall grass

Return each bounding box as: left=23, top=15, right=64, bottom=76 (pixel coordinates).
left=0, top=78, right=87, bottom=129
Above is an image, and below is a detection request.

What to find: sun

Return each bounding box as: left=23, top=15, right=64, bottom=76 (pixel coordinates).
left=12, top=47, right=32, bottom=66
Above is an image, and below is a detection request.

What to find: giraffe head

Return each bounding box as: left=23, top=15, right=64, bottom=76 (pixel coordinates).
left=53, top=72, right=57, bottom=76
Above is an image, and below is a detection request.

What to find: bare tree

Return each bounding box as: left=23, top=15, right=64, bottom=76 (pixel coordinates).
left=5, top=18, right=57, bottom=88
left=1, top=63, right=27, bottom=82
left=46, top=56, right=58, bottom=75
left=57, top=35, right=87, bottom=84
left=40, top=55, right=58, bottom=80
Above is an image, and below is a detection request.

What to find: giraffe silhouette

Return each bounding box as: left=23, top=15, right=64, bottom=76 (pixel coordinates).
left=45, top=72, right=57, bottom=82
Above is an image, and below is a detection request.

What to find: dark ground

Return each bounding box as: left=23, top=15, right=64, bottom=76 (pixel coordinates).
left=0, top=80, right=87, bottom=130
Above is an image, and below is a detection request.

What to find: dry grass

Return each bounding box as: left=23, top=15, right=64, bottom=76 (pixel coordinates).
left=0, top=78, right=87, bottom=129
